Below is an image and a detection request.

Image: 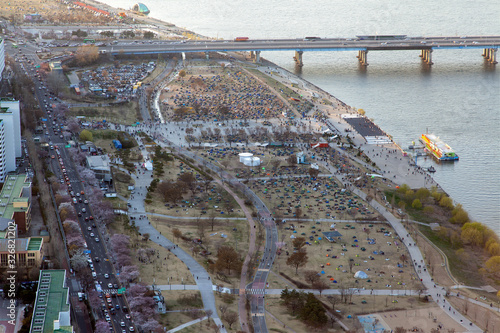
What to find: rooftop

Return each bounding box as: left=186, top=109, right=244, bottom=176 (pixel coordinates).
left=86, top=155, right=111, bottom=170
left=0, top=174, right=31, bottom=218
left=31, top=270, right=73, bottom=333
left=0, top=237, right=42, bottom=252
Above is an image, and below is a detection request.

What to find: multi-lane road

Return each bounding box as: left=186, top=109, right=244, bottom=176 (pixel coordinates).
left=8, top=41, right=135, bottom=333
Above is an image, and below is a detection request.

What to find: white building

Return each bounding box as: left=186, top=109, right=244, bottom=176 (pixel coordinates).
left=0, top=120, right=5, bottom=182
left=86, top=155, right=112, bottom=182
left=0, top=99, right=22, bottom=182
left=0, top=38, right=4, bottom=82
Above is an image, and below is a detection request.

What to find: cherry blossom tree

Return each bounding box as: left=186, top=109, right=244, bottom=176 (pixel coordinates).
left=119, top=265, right=140, bottom=284
left=95, top=319, right=111, bottom=333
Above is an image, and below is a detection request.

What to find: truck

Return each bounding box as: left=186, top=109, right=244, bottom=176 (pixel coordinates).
left=234, top=37, right=249, bottom=42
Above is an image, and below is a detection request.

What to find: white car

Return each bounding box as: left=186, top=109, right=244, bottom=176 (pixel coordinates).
left=104, top=274, right=110, bottom=279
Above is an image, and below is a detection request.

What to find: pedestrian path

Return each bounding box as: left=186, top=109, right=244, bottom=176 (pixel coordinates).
left=166, top=316, right=208, bottom=333
left=124, top=159, right=227, bottom=333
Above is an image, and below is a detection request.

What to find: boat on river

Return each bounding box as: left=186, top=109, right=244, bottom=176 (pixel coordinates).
left=420, top=134, right=459, bottom=161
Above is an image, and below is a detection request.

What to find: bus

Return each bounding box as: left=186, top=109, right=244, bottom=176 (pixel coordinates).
left=83, top=38, right=95, bottom=44
left=304, top=37, right=321, bottom=41
left=234, top=37, right=249, bottom=42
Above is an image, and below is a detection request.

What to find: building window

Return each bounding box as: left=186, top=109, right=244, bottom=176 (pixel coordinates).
left=0, top=253, right=7, bottom=266
left=18, top=253, right=26, bottom=266
left=28, top=253, right=35, bottom=257
left=28, top=259, right=36, bottom=266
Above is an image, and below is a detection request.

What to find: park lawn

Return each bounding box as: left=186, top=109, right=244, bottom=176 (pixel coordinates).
left=263, top=294, right=338, bottom=333
left=161, top=290, right=203, bottom=311
left=67, top=101, right=141, bottom=125
left=213, top=292, right=240, bottom=331
left=150, top=215, right=250, bottom=287
left=107, top=212, right=195, bottom=287
left=132, top=237, right=196, bottom=286
left=271, top=221, right=422, bottom=292
left=157, top=308, right=204, bottom=332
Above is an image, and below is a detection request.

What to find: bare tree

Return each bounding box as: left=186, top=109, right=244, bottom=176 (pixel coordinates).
left=223, top=311, right=238, bottom=329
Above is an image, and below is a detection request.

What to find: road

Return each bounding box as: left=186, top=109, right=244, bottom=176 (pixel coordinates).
left=9, top=41, right=134, bottom=333
left=95, top=36, right=500, bottom=56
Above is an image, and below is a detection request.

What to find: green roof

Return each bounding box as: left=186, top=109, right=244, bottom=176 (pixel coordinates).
left=0, top=174, right=30, bottom=219
left=28, top=237, right=43, bottom=251
left=31, top=270, right=73, bottom=333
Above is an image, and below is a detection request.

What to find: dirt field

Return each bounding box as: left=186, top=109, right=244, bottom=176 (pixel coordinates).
left=67, top=101, right=140, bottom=125
left=362, top=306, right=466, bottom=332
left=272, top=221, right=423, bottom=292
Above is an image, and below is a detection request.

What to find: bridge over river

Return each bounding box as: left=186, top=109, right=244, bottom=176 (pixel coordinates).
left=104, top=35, right=500, bottom=66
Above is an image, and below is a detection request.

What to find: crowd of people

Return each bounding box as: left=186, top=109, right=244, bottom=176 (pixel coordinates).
left=161, top=70, right=292, bottom=122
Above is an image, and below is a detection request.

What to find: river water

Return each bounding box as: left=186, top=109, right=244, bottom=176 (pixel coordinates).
left=103, top=0, right=499, bottom=232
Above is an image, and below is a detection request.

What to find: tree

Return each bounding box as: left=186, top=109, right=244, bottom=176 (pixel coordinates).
left=287, top=154, right=297, bottom=166
left=308, top=168, right=320, bottom=178
left=179, top=69, right=186, bottom=78
left=327, top=295, right=340, bottom=312
left=79, top=129, right=93, bottom=142
left=304, top=270, right=320, bottom=286
left=223, top=311, right=238, bottom=329
left=144, top=31, right=155, bottom=39
left=287, top=250, right=308, bottom=274
left=292, top=237, right=306, bottom=250
left=411, top=198, right=422, bottom=209
left=215, top=246, right=241, bottom=275
left=75, top=44, right=99, bottom=66
left=485, top=256, right=500, bottom=276
left=172, top=228, right=182, bottom=242
left=95, top=319, right=111, bottom=333
left=298, top=293, right=328, bottom=328
left=312, top=279, right=329, bottom=297
left=179, top=172, right=196, bottom=194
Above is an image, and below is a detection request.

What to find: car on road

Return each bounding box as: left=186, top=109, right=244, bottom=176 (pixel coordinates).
left=90, top=233, right=95, bottom=237
left=129, top=327, right=135, bottom=332
left=82, top=208, right=86, bottom=213
left=114, top=284, right=118, bottom=289
left=95, top=237, right=100, bottom=242
left=104, top=274, right=109, bottom=279
left=108, top=283, right=113, bottom=288
left=120, top=321, right=125, bottom=327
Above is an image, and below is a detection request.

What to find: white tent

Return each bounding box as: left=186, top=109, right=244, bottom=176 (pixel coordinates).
left=354, top=271, right=368, bottom=279
left=143, top=161, right=153, bottom=171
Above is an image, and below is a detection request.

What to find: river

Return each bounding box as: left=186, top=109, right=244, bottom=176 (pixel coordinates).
left=102, top=0, right=499, bottom=233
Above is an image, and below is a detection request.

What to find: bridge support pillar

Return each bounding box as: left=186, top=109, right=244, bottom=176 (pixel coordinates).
left=356, top=50, right=368, bottom=66
left=420, top=49, right=433, bottom=65
left=254, top=51, right=261, bottom=63
left=483, top=48, right=498, bottom=64
left=294, top=51, right=304, bottom=67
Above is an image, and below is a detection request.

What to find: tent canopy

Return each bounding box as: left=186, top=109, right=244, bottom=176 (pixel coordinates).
left=354, top=270, right=368, bottom=279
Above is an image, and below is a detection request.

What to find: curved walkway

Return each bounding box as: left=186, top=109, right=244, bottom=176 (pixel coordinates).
left=124, top=140, right=227, bottom=333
